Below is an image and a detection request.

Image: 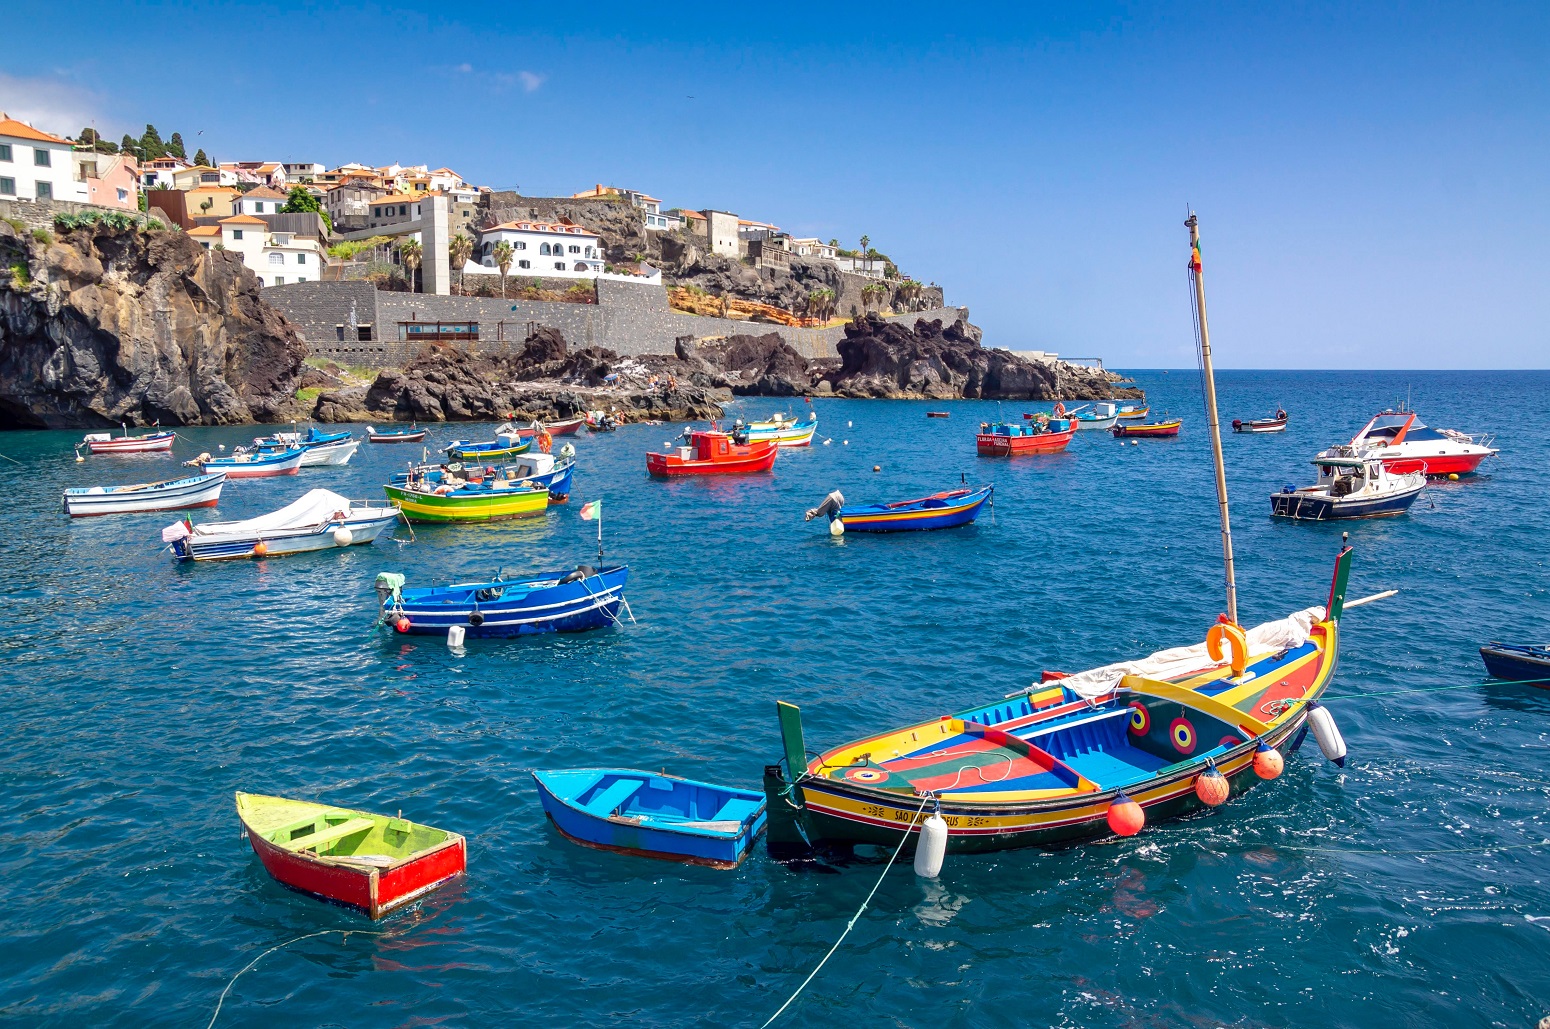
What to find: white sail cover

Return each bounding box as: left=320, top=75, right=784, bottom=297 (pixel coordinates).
left=188, top=489, right=353, bottom=537
left=1055, top=606, right=1327, bottom=700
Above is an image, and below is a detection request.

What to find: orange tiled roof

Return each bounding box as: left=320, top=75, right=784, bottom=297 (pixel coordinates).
left=243, top=186, right=289, bottom=200
left=484, top=220, right=596, bottom=236
left=187, top=225, right=222, bottom=237
left=0, top=115, right=71, bottom=145
left=219, top=214, right=268, bottom=225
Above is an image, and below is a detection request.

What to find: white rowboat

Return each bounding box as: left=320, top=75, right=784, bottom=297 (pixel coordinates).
left=63, top=472, right=226, bottom=517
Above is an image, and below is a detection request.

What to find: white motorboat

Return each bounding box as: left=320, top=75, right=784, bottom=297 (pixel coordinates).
left=63, top=472, right=226, bottom=517
left=1271, top=450, right=1426, bottom=520
left=163, top=488, right=399, bottom=561
left=1321, top=408, right=1497, bottom=477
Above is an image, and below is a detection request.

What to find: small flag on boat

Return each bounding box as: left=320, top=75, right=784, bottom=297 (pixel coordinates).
left=580, top=500, right=601, bottom=521
left=1190, top=238, right=1203, bottom=273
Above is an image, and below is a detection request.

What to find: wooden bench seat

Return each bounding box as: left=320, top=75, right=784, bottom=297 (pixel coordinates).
left=278, top=817, right=376, bottom=853
left=582, top=779, right=643, bottom=816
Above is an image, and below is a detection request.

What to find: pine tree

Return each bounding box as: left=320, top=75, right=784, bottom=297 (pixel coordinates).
left=120, top=133, right=137, bottom=154
left=168, top=132, right=187, bottom=159
left=140, top=124, right=166, bottom=159
left=194, top=148, right=208, bottom=167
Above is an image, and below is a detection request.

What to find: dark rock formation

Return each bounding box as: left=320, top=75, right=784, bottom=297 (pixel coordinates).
left=828, top=314, right=1140, bottom=401
left=0, top=220, right=305, bottom=427
left=676, top=332, right=811, bottom=396
left=314, top=327, right=727, bottom=424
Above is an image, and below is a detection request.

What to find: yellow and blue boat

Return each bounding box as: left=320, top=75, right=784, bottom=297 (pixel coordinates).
left=805, top=485, right=992, bottom=533
left=384, top=469, right=549, bottom=523
left=443, top=423, right=531, bottom=462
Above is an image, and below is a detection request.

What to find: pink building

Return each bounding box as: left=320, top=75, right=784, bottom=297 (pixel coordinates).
left=78, top=152, right=140, bottom=211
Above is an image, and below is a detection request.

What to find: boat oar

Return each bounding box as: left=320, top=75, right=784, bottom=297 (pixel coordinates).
left=1342, top=589, right=1398, bottom=610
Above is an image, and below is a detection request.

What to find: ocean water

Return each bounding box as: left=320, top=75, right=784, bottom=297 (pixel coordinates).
left=2, top=369, right=1547, bottom=1028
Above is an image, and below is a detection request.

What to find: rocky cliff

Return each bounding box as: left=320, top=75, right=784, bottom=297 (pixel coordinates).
left=0, top=220, right=305, bottom=427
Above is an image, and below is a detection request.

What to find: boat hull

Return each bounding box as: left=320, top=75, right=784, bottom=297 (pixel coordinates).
left=1234, top=419, right=1287, bottom=433
left=384, top=484, right=550, bottom=522
left=63, top=472, right=225, bottom=517
left=1074, top=415, right=1119, bottom=430
left=1112, top=421, right=1181, bottom=438
left=839, top=487, right=992, bottom=532
left=388, top=567, right=628, bottom=637
left=202, top=450, right=305, bottom=478
left=369, top=429, right=427, bottom=443
left=646, top=444, right=778, bottom=476
left=84, top=432, right=176, bottom=454
left=976, top=427, right=1076, bottom=455
left=1270, top=481, right=1424, bottom=520
left=175, top=512, right=398, bottom=560
left=1379, top=451, right=1490, bottom=477
left=298, top=439, right=360, bottom=466
left=1480, top=645, right=1550, bottom=685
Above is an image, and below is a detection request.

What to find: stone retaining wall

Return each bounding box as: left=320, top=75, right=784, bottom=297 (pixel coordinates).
left=262, top=278, right=967, bottom=367
left=0, top=197, right=161, bottom=232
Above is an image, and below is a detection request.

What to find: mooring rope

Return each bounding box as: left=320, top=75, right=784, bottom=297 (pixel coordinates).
left=206, top=927, right=400, bottom=1028
left=1270, top=837, right=1550, bottom=857
left=1323, top=676, right=1550, bottom=701
left=760, top=794, right=932, bottom=1028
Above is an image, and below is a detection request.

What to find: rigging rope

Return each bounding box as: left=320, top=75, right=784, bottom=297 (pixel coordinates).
left=206, top=927, right=400, bottom=1028
left=759, top=794, right=933, bottom=1028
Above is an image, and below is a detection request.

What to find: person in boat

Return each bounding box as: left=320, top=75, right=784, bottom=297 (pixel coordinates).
left=1277, top=408, right=1288, bottom=419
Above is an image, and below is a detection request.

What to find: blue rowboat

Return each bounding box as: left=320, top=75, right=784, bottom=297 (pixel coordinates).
left=378, top=564, right=628, bottom=637
left=198, top=447, right=305, bottom=478
left=807, top=485, right=993, bottom=533
left=443, top=423, right=531, bottom=461
left=531, top=768, right=766, bottom=868
left=1480, top=643, right=1550, bottom=685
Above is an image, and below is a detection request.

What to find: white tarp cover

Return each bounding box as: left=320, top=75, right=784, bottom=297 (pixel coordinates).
left=1056, top=606, right=1326, bottom=700
left=189, top=489, right=353, bottom=538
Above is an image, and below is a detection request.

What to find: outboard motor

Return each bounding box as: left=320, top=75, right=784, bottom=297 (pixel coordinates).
left=804, top=491, right=846, bottom=523
left=559, top=564, right=598, bottom=585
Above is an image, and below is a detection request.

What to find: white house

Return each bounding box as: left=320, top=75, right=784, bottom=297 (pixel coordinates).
left=188, top=215, right=328, bottom=287
left=281, top=162, right=324, bottom=181
left=231, top=185, right=291, bottom=217
left=476, top=221, right=605, bottom=277
left=368, top=193, right=422, bottom=229
left=139, top=156, right=190, bottom=189
left=0, top=114, right=87, bottom=203
left=788, top=237, right=838, bottom=261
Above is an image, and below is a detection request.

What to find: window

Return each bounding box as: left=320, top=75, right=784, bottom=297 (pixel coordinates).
left=398, top=205, right=406, bottom=216
left=518, top=259, right=530, bottom=269
left=296, top=253, right=306, bottom=264
left=568, top=245, right=580, bottom=254
left=274, top=276, right=285, bottom=285
left=514, top=241, right=525, bottom=250
left=117, top=188, right=128, bottom=202
left=34, top=148, right=50, bottom=167
left=372, top=207, right=380, bottom=216
left=200, top=242, right=210, bottom=250
left=269, top=252, right=284, bottom=266
left=539, top=243, right=551, bottom=255
left=253, top=202, right=264, bottom=213
left=573, top=262, right=586, bottom=272
left=232, top=229, right=244, bottom=240
left=0, top=144, right=11, bottom=161
left=554, top=261, right=565, bottom=271
left=297, top=276, right=306, bottom=282
left=36, top=182, right=52, bottom=200
left=0, top=177, right=13, bottom=195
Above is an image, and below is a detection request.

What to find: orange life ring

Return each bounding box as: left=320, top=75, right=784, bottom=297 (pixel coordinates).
left=1054, top=402, right=1066, bottom=417
left=1206, top=622, right=1249, bottom=676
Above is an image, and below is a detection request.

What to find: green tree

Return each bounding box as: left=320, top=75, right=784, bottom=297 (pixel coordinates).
left=120, top=133, right=137, bottom=154
left=77, top=128, right=116, bottom=153
left=448, top=232, right=474, bottom=292
left=397, top=238, right=423, bottom=293
left=193, top=148, right=208, bottom=167
left=861, top=281, right=888, bottom=313
left=493, top=241, right=514, bottom=299
left=139, top=125, right=166, bottom=160
left=279, top=185, right=332, bottom=232
left=167, top=132, right=187, bottom=159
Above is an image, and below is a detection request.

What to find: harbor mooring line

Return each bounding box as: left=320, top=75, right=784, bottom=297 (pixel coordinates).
left=206, top=926, right=399, bottom=1029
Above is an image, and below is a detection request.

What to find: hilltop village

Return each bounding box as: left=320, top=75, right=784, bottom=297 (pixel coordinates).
left=0, top=115, right=1133, bottom=427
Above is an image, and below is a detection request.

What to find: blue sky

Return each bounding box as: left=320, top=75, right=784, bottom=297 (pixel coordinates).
left=3, top=2, right=1545, bottom=367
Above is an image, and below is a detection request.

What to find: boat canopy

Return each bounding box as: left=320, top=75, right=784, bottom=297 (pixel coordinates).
left=191, top=488, right=353, bottom=536
left=1055, top=605, right=1326, bottom=700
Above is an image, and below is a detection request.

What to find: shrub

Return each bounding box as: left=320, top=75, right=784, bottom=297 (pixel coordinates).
left=3, top=217, right=25, bottom=234
left=31, top=228, right=52, bottom=245
left=8, top=262, right=30, bottom=286
left=294, top=386, right=323, bottom=404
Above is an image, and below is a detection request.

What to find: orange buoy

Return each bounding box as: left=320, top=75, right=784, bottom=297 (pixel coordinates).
left=252, top=541, right=268, bottom=558
left=1194, top=767, right=1229, bottom=807
left=1107, top=792, right=1145, bottom=836
left=1253, top=742, right=1284, bottom=780
left=395, top=616, right=411, bottom=633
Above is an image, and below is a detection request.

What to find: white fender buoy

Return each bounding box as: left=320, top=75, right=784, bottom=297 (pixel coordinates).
left=829, top=518, right=845, bottom=536
left=914, top=811, right=948, bottom=877
left=218, top=444, right=226, bottom=451
left=332, top=527, right=353, bottom=547
left=447, top=625, right=466, bottom=648
left=1308, top=704, right=1346, bottom=767
left=847, top=420, right=853, bottom=428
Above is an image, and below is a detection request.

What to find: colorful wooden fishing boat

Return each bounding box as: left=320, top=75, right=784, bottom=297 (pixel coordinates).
left=1112, top=419, right=1182, bottom=438
left=766, top=212, right=1357, bottom=857
left=164, top=488, right=399, bottom=560
left=235, top=792, right=466, bottom=919
left=1321, top=408, right=1497, bottom=477
left=383, top=468, right=550, bottom=522
left=1271, top=452, right=1425, bottom=520
left=390, top=451, right=576, bottom=504
left=738, top=411, right=818, bottom=447
left=511, top=416, right=586, bottom=438
left=443, top=423, right=531, bottom=462
left=1118, top=404, right=1150, bottom=420
left=367, top=424, right=428, bottom=443
left=256, top=427, right=359, bottom=466
left=377, top=564, right=628, bottom=637
left=62, top=471, right=225, bottom=517
left=647, top=430, right=778, bottom=476
left=1069, top=402, right=1121, bottom=430
left=976, top=417, right=1076, bottom=456
left=1233, top=409, right=1288, bottom=434
left=532, top=769, right=766, bottom=868
left=805, top=485, right=993, bottom=533
left=80, top=428, right=176, bottom=454
left=1479, top=643, right=1550, bottom=685
left=196, top=447, right=305, bottom=478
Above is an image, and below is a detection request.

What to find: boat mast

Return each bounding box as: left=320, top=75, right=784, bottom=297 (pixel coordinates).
left=1186, top=213, right=1238, bottom=625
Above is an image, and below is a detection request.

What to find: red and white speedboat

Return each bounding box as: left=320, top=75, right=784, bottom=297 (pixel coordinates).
left=81, top=428, right=176, bottom=454
left=1321, top=410, right=1497, bottom=477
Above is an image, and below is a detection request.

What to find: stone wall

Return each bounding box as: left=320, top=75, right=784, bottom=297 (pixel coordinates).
left=0, top=197, right=161, bottom=232
left=263, top=278, right=969, bottom=367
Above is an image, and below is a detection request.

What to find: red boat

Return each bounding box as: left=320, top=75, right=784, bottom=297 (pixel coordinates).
left=81, top=429, right=176, bottom=454
left=1112, top=419, right=1182, bottom=438
left=647, top=430, right=778, bottom=476
left=513, top=416, right=586, bottom=439
left=1322, top=409, right=1497, bottom=477
left=236, top=792, right=465, bottom=919
left=976, top=418, right=1077, bottom=456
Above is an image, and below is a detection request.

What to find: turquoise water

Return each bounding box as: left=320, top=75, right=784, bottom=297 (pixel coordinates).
left=2, top=370, right=1548, bottom=1027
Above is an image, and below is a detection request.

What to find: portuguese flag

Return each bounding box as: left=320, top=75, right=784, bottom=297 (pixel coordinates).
left=580, top=500, right=601, bottom=521
left=1190, top=238, right=1203, bottom=273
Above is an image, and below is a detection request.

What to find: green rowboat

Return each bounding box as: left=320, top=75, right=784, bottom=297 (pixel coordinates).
left=385, top=480, right=550, bottom=523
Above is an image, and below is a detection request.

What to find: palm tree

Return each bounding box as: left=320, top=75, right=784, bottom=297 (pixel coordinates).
left=493, top=241, right=514, bottom=299
left=861, top=281, right=887, bottom=314
left=448, top=232, right=474, bottom=293
left=397, top=238, right=423, bottom=293
left=806, top=287, right=837, bottom=324
left=859, top=234, right=870, bottom=275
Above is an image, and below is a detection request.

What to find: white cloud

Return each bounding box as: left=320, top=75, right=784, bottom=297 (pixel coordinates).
left=455, top=63, right=473, bottom=73
left=517, top=71, right=545, bottom=93
left=0, top=72, right=104, bottom=137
